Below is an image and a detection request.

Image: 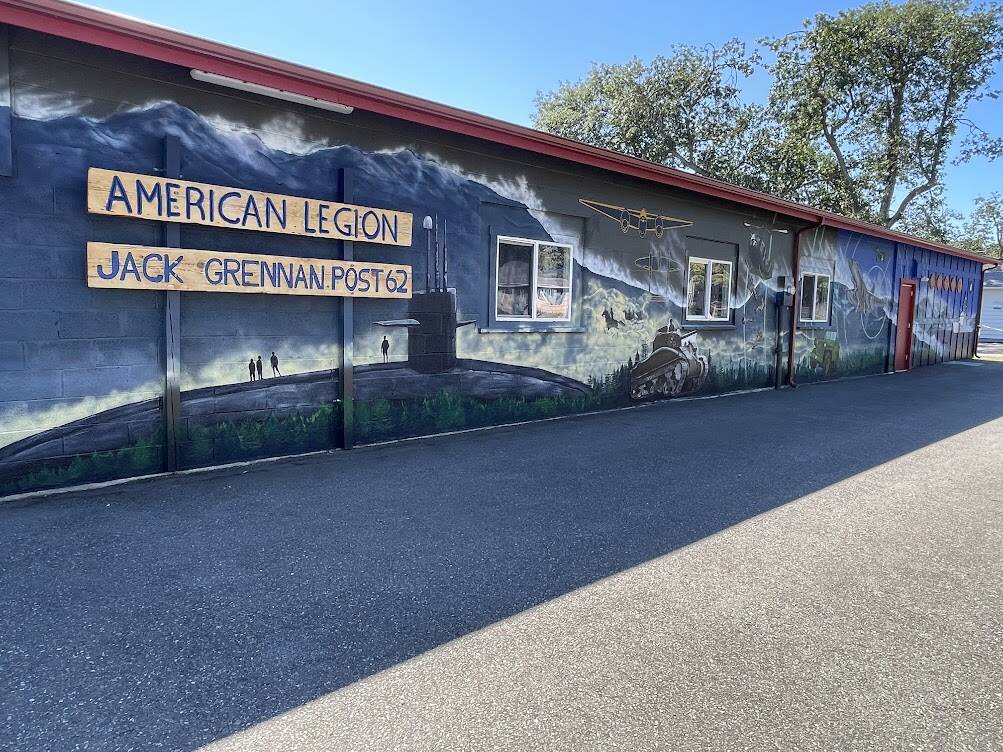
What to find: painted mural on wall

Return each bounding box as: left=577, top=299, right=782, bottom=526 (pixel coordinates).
left=793, top=228, right=895, bottom=383
left=0, top=96, right=778, bottom=493
left=895, top=242, right=981, bottom=368
left=0, top=40, right=980, bottom=494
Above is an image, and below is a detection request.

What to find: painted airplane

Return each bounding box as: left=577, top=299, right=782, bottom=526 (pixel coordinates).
left=633, top=254, right=682, bottom=274
left=579, top=199, right=692, bottom=239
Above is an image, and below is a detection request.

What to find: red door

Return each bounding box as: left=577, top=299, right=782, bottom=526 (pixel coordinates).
left=895, top=280, right=917, bottom=371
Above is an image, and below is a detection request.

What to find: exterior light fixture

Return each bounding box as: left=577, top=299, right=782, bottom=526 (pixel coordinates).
left=190, top=70, right=354, bottom=114
left=423, top=215, right=434, bottom=292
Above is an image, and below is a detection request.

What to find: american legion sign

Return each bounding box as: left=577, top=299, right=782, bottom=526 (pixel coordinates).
left=85, top=167, right=414, bottom=299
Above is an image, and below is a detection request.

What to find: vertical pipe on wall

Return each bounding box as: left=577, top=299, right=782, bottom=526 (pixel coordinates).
left=162, top=135, right=182, bottom=471
left=774, top=285, right=785, bottom=390
left=339, top=168, right=354, bottom=449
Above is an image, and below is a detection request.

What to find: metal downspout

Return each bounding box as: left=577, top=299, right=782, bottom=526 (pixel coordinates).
left=973, top=264, right=990, bottom=359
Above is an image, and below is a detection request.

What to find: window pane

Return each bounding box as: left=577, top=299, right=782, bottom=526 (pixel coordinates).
left=497, top=241, right=532, bottom=317
left=709, top=262, right=731, bottom=319
left=800, top=274, right=815, bottom=321
left=687, top=260, right=707, bottom=317
left=536, top=244, right=571, bottom=320
left=814, top=276, right=830, bottom=321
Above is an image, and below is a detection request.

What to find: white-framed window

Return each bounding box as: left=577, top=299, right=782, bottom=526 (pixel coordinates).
left=685, top=257, right=732, bottom=321
left=800, top=272, right=831, bottom=323
left=495, top=236, right=573, bottom=321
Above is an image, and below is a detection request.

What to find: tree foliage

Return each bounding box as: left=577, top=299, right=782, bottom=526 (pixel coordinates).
left=766, top=0, right=1003, bottom=228
left=533, top=40, right=770, bottom=188
left=959, top=193, right=1003, bottom=257
left=532, top=0, right=1003, bottom=240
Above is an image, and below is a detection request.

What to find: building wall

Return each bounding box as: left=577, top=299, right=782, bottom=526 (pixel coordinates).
left=0, top=27, right=983, bottom=494
left=892, top=243, right=981, bottom=366
left=981, top=288, right=1003, bottom=341
left=794, top=229, right=896, bottom=383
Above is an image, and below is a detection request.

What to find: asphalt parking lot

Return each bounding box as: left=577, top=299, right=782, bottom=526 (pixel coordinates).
left=3, top=362, right=1002, bottom=751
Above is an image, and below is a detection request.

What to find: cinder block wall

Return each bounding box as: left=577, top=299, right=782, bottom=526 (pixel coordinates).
left=0, top=137, right=166, bottom=481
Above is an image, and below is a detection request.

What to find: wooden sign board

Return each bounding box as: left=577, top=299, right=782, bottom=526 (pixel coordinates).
left=86, top=242, right=412, bottom=299
left=87, top=168, right=413, bottom=247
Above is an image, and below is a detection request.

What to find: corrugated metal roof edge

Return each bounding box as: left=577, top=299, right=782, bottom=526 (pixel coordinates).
left=0, top=0, right=996, bottom=266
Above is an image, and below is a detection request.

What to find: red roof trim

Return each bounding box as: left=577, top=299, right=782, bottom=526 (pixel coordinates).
left=0, top=0, right=993, bottom=265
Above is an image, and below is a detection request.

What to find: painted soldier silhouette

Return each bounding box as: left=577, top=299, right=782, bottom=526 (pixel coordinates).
left=248, top=358, right=256, bottom=382
left=256, top=355, right=263, bottom=380
left=271, top=351, right=281, bottom=376
left=381, top=336, right=390, bottom=363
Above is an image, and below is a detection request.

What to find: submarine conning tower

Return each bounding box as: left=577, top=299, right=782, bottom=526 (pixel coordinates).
left=407, top=290, right=460, bottom=374
left=373, top=215, right=475, bottom=373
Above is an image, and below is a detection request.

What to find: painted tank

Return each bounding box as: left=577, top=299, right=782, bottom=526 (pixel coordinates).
left=630, top=324, right=708, bottom=399
left=808, top=337, right=841, bottom=377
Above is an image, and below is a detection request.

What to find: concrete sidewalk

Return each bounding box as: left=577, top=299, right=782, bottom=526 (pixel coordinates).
left=3, top=362, right=1003, bottom=751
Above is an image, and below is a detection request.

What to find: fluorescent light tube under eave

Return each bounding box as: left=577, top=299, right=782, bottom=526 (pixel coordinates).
left=190, top=70, right=355, bottom=115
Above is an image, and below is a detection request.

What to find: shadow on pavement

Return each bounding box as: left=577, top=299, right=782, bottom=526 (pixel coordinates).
left=2, top=362, right=1002, bottom=750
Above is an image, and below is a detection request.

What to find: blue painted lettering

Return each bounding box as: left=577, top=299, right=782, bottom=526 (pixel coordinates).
left=120, top=252, right=141, bottom=282
left=164, top=182, right=181, bottom=218
left=381, top=215, right=399, bottom=244
left=222, top=258, right=241, bottom=285
left=242, top=195, right=261, bottom=228
left=333, top=206, right=353, bottom=238
left=185, top=186, right=206, bottom=221
left=317, top=203, right=330, bottom=235
left=261, top=261, right=278, bottom=287
left=105, top=175, right=133, bottom=213
left=217, top=192, right=242, bottom=225
left=294, top=265, right=308, bottom=288
left=204, top=258, right=223, bottom=284
left=356, top=269, right=371, bottom=293
left=142, top=252, right=164, bottom=283
left=96, top=250, right=121, bottom=279
left=309, top=265, right=325, bottom=289
left=276, top=263, right=294, bottom=288
left=303, top=201, right=316, bottom=234
left=361, top=210, right=381, bottom=240
left=240, top=259, right=259, bottom=287
left=330, top=266, right=345, bottom=289
left=265, top=197, right=286, bottom=230
left=136, top=180, right=162, bottom=215
left=164, top=254, right=184, bottom=284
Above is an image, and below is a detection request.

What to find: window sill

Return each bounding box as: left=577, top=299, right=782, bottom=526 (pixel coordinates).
left=683, top=321, right=735, bottom=331
left=797, top=321, right=833, bottom=330
left=479, top=326, right=585, bottom=334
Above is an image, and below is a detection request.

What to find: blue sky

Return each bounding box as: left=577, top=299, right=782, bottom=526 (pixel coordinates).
left=89, top=0, right=1000, bottom=215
